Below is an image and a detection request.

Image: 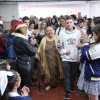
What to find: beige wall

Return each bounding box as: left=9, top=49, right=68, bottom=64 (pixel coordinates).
left=0, top=3, right=18, bottom=30
left=3, top=21, right=11, bottom=30
left=0, top=3, right=19, bottom=22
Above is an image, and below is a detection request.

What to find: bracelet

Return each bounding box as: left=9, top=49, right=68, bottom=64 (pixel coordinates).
left=84, top=42, right=89, bottom=43
left=83, top=42, right=89, bottom=46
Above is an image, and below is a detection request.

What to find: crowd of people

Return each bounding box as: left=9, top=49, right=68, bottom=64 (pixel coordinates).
left=0, top=14, right=100, bottom=100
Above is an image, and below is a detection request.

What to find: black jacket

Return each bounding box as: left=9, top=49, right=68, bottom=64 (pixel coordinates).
left=14, top=33, right=37, bottom=71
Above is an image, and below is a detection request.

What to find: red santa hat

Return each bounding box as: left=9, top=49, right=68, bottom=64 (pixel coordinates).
left=13, top=21, right=27, bottom=32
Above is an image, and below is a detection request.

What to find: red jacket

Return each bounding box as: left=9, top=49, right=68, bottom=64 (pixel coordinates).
left=0, top=35, right=6, bottom=52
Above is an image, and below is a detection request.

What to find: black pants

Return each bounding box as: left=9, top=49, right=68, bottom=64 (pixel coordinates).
left=62, top=61, right=77, bottom=92
left=8, top=58, right=17, bottom=71
left=99, top=95, right=100, bottom=100
left=16, top=60, right=31, bottom=88
left=0, top=52, right=7, bottom=59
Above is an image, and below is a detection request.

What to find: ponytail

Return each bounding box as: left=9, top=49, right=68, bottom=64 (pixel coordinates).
left=0, top=70, right=19, bottom=100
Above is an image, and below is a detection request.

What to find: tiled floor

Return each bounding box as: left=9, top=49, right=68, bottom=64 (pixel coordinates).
left=30, top=77, right=89, bottom=100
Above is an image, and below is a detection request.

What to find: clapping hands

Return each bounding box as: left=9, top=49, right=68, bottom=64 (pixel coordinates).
left=21, top=86, right=30, bottom=96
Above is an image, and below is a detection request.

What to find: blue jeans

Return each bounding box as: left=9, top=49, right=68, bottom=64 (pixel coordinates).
left=62, top=61, right=77, bottom=92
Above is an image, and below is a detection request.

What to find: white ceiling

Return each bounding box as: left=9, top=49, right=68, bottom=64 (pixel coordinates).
left=0, top=0, right=99, bottom=2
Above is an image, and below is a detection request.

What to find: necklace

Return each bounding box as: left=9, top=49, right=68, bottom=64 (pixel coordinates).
left=47, top=39, right=54, bottom=48
left=47, top=36, right=54, bottom=41
left=46, top=36, right=54, bottom=48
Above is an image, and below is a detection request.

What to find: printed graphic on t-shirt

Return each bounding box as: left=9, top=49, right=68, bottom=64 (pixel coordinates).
left=67, top=38, right=76, bottom=45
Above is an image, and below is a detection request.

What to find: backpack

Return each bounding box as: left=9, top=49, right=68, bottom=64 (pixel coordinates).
left=7, top=36, right=16, bottom=58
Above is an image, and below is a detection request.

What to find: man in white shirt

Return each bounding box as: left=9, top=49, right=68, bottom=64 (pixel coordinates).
left=58, top=16, right=81, bottom=99
left=22, top=16, right=32, bottom=38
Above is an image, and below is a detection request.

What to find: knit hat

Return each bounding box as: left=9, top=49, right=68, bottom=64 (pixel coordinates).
left=13, top=21, right=27, bottom=32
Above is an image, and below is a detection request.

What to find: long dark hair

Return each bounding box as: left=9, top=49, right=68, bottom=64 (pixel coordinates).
left=9, top=19, right=18, bottom=37
left=60, top=17, right=66, bottom=26
left=92, top=24, right=100, bottom=44
left=93, top=17, right=100, bottom=25
left=57, top=18, right=65, bottom=36
left=0, top=70, right=19, bottom=100
left=87, top=18, right=92, bottom=37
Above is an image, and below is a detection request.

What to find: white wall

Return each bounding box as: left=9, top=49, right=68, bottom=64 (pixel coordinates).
left=0, top=3, right=19, bottom=21
left=0, top=1, right=100, bottom=22
left=19, top=3, right=88, bottom=18
left=19, top=1, right=88, bottom=18
left=19, top=1, right=100, bottom=18
left=90, top=2, right=100, bottom=18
